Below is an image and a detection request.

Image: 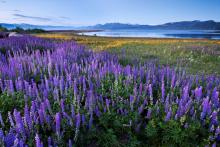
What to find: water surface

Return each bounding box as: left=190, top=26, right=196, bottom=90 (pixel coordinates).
left=79, top=29, right=220, bottom=39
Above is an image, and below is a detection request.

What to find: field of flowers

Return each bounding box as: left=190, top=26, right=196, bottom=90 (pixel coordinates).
left=0, top=35, right=220, bottom=146
left=35, top=33, right=220, bottom=75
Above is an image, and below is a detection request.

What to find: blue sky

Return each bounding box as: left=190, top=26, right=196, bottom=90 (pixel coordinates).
left=0, top=0, right=219, bottom=26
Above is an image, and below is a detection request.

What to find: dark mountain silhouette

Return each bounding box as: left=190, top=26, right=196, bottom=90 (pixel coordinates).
left=86, top=20, right=220, bottom=30
left=1, top=20, right=220, bottom=30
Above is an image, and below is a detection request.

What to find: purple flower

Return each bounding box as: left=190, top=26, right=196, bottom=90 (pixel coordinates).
left=0, top=113, right=4, bottom=127
left=146, top=108, right=152, bottom=119
left=88, top=114, right=93, bottom=129
left=0, top=129, right=4, bottom=140
left=55, top=112, right=61, bottom=137
left=60, top=99, right=65, bottom=112
left=13, top=109, right=25, bottom=135
left=24, top=105, right=32, bottom=131
left=35, top=134, right=42, bottom=147
left=38, top=109, right=44, bottom=125
left=76, top=113, right=81, bottom=128
left=165, top=108, right=172, bottom=122
left=81, top=114, right=86, bottom=125
left=68, top=139, right=72, bottom=147
left=182, top=85, right=189, bottom=101
left=4, top=129, right=16, bottom=147
left=211, top=111, right=218, bottom=126
left=106, top=98, right=110, bottom=112
left=71, top=104, right=75, bottom=119
left=8, top=112, right=15, bottom=128
left=148, top=84, right=153, bottom=99
left=212, top=142, right=216, bottom=147
left=138, top=105, right=144, bottom=114
left=130, top=95, right=134, bottom=111
left=48, top=136, right=52, bottom=147
left=212, top=88, right=219, bottom=108
left=195, top=86, right=202, bottom=101
left=201, top=97, right=211, bottom=120
left=161, top=81, right=165, bottom=103
left=171, top=72, right=175, bottom=88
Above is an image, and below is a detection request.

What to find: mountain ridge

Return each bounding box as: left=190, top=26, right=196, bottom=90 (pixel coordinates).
left=1, top=20, right=220, bottom=30
left=87, top=20, right=220, bottom=30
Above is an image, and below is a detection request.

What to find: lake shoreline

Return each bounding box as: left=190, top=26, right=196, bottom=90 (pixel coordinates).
left=74, top=29, right=220, bottom=40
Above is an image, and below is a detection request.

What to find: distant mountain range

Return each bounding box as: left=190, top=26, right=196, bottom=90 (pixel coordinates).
left=0, top=23, right=77, bottom=30
left=1, top=20, right=220, bottom=30
left=86, top=20, right=220, bottom=30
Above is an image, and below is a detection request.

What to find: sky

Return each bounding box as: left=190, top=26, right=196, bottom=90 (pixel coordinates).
left=0, top=0, right=220, bottom=26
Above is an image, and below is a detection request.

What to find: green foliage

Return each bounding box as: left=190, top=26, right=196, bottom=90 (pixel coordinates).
left=0, top=25, right=8, bottom=32
left=11, top=27, right=25, bottom=33
left=11, top=27, right=46, bottom=34
left=0, top=92, right=26, bottom=118
left=142, top=119, right=209, bottom=147
left=26, top=29, right=46, bottom=33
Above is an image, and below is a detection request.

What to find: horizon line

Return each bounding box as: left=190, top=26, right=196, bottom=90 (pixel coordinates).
left=0, top=19, right=219, bottom=27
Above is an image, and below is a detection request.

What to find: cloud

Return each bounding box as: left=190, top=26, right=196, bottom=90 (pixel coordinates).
left=0, top=0, right=6, bottom=3
left=13, top=14, right=51, bottom=21
left=13, top=10, right=23, bottom=12
left=60, top=16, right=70, bottom=19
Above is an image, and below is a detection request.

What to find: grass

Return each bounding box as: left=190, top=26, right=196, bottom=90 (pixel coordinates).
left=34, top=32, right=220, bottom=75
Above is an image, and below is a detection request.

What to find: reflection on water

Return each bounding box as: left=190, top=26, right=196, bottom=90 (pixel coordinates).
left=79, top=30, right=220, bottom=39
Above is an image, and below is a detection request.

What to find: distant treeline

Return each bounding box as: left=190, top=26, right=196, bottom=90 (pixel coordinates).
left=0, top=25, right=46, bottom=33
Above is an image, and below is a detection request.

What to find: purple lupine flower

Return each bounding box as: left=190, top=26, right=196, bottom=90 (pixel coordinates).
left=165, top=95, right=170, bottom=113
left=161, top=81, right=165, bottom=103
left=106, top=98, right=110, bottom=112
left=81, top=114, right=86, bottom=125
left=76, top=113, right=81, bottom=128
left=212, top=89, right=219, bottom=108
left=195, top=86, right=202, bottom=101
left=95, top=106, right=101, bottom=117
left=48, top=136, right=52, bottom=147
left=8, top=112, right=15, bottom=128
left=19, top=139, right=24, bottom=147
left=9, top=80, right=14, bottom=93
left=73, top=79, right=78, bottom=97
left=45, top=98, right=52, bottom=114
left=165, top=108, right=172, bottom=122
left=182, top=84, right=189, bottom=101
left=68, top=139, right=72, bottom=147
left=183, top=99, right=192, bottom=114
left=71, top=104, right=75, bottom=119
left=0, top=129, right=4, bottom=140
left=211, top=111, right=218, bottom=126
left=13, top=137, right=19, bottom=146
left=63, top=112, right=73, bottom=126
left=55, top=112, right=61, bottom=137
left=171, top=72, right=175, bottom=88
left=35, top=134, right=42, bottom=147
left=24, top=105, right=32, bottom=131
left=13, top=109, right=25, bottom=135
left=212, top=142, right=216, bottom=147
left=184, top=123, right=189, bottom=128
left=0, top=113, right=4, bottom=127
left=139, top=83, right=143, bottom=96
left=60, top=99, right=65, bottom=112
left=215, top=127, right=220, bottom=136
left=130, top=95, right=134, bottom=111
left=201, top=97, right=211, bottom=120
left=146, top=108, right=152, bottom=119
left=4, top=129, right=16, bottom=147
left=138, top=105, right=144, bottom=114
left=148, top=84, right=153, bottom=99
left=38, top=109, right=44, bottom=125
left=88, top=114, right=93, bottom=129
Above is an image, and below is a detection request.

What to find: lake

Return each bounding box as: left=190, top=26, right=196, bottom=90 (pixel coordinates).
left=79, top=29, right=220, bottom=39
